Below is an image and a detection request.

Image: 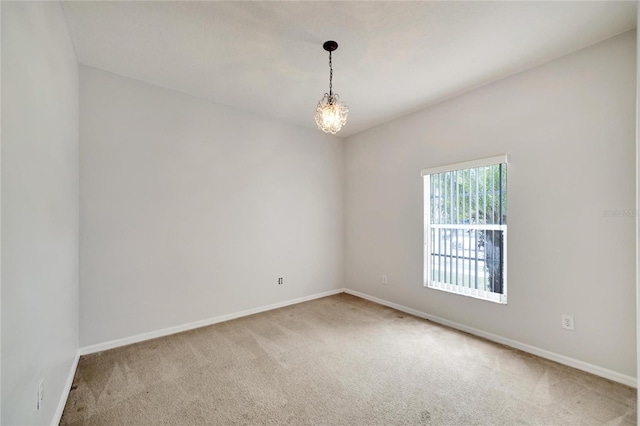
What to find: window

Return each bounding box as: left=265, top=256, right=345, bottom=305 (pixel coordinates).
left=422, top=155, right=508, bottom=304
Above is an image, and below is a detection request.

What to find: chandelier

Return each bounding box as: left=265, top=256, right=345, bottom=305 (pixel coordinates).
left=315, top=41, right=349, bottom=134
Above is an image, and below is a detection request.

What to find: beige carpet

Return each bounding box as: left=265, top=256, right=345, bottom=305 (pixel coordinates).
left=61, top=293, right=636, bottom=425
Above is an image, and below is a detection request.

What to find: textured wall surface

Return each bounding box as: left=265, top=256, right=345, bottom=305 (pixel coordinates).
left=80, top=66, right=344, bottom=347
left=1, top=2, right=80, bottom=424
left=345, top=31, right=637, bottom=378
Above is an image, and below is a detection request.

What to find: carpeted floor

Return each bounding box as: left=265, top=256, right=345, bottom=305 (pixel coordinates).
left=60, top=293, right=636, bottom=425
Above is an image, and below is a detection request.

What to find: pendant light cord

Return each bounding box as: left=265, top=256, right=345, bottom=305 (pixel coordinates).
left=329, top=51, right=333, bottom=97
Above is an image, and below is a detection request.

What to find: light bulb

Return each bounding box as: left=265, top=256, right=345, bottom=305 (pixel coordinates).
left=314, top=93, right=348, bottom=134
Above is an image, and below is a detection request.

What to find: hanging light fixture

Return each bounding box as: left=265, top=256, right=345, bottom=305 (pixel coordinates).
left=315, top=40, right=349, bottom=134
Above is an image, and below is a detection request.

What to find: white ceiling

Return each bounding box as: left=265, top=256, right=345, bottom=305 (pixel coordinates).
left=62, top=1, right=637, bottom=138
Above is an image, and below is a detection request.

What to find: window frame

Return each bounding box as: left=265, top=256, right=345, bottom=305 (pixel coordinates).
left=421, top=155, right=508, bottom=304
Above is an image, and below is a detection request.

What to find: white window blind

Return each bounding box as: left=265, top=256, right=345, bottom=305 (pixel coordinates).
left=422, top=155, right=508, bottom=304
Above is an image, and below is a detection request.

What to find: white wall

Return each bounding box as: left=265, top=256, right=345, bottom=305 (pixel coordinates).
left=80, top=66, right=343, bottom=347
left=636, top=7, right=639, bottom=406
left=345, top=31, right=637, bottom=378
left=1, top=2, right=79, bottom=425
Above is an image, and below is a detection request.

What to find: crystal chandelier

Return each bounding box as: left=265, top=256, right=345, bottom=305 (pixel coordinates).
left=315, top=41, right=349, bottom=134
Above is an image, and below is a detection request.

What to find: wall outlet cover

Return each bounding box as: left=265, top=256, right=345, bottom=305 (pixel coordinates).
left=561, top=315, right=575, bottom=331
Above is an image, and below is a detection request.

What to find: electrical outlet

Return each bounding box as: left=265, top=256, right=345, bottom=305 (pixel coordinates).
left=278, top=277, right=283, bottom=285
left=37, top=379, right=44, bottom=410
left=382, top=275, right=388, bottom=284
left=561, top=315, right=575, bottom=331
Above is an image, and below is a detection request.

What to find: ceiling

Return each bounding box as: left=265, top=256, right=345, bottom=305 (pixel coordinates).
left=62, top=1, right=637, bottom=138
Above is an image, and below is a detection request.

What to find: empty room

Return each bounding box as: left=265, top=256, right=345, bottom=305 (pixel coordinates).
left=2, top=1, right=639, bottom=425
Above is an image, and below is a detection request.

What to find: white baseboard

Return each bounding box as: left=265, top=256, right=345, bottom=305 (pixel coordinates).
left=79, top=288, right=345, bottom=356
left=52, top=350, right=80, bottom=426
left=344, top=288, right=637, bottom=388
left=76, top=287, right=635, bottom=389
